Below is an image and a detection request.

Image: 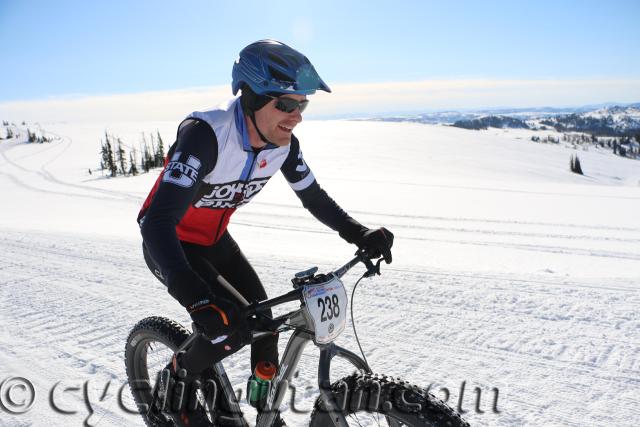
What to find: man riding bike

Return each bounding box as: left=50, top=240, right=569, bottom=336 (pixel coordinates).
left=138, top=39, right=394, bottom=426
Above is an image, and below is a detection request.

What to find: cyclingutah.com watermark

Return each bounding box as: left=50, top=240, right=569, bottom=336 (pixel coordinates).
left=1, top=374, right=501, bottom=425
left=0, top=375, right=138, bottom=425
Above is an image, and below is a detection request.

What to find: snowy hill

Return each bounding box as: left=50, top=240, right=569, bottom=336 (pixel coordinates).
left=1, top=120, right=639, bottom=426
left=369, top=103, right=640, bottom=137
left=582, top=105, right=640, bottom=132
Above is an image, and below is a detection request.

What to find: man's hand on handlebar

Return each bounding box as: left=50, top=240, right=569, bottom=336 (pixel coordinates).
left=355, top=227, right=394, bottom=264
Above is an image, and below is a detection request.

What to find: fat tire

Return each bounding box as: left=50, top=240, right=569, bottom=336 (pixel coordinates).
left=124, top=316, right=191, bottom=427
left=309, top=373, right=470, bottom=427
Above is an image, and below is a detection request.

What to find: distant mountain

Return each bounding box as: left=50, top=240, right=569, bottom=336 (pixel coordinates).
left=538, top=106, right=640, bottom=136
left=366, top=103, right=640, bottom=136
left=364, top=111, right=479, bottom=124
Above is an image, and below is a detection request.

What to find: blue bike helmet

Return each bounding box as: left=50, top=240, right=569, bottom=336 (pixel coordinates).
left=232, top=39, right=331, bottom=96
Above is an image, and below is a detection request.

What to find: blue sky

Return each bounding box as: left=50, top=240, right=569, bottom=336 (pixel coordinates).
left=1, top=0, right=639, bottom=117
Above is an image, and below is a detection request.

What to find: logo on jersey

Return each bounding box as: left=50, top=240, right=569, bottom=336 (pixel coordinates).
left=295, top=151, right=308, bottom=172
left=194, top=178, right=270, bottom=209
left=162, top=151, right=201, bottom=188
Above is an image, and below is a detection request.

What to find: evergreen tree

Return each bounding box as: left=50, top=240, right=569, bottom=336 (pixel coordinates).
left=574, top=155, right=583, bottom=174
left=129, top=150, right=138, bottom=176
left=149, top=133, right=157, bottom=167
left=155, top=130, right=165, bottom=167
left=570, top=154, right=584, bottom=175
left=100, top=143, right=107, bottom=175
left=107, top=141, right=117, bottom=177
left=102, top=132, right=117, bottom=177
left=140, top=143, right=146, bottom=172
left=140, top=133, right=153, bottom=172
left=116, top=137, right=127, bottom=175
left=7, top=127, right=14, bottom=139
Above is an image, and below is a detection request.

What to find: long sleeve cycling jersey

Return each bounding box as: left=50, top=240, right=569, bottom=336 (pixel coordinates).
left=138, top=98, right=367, bottom=283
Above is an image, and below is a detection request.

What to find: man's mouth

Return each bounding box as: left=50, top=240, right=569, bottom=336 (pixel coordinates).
left=277, top=124, right=293, bottom=133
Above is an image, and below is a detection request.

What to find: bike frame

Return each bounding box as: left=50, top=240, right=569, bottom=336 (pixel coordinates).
left=173, top=254, right=384, bottom=427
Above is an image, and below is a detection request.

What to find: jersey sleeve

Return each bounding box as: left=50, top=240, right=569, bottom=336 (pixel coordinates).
left=140, top=119, right=217, bottom=277
left=281, top=135, right=368, bottom=243
left=280, top=134, right=316, bottom=192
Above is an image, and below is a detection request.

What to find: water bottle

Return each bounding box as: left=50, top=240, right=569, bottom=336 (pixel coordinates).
left=247, top=361, right=277, bottom=409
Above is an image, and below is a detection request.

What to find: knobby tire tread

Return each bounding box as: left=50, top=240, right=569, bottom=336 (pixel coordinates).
left=309, top=372, right=470, bottom=427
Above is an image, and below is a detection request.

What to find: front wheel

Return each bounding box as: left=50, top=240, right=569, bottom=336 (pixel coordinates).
left=309, top=373, right=470, bottom=427
left=124, top=316, right=191, bottom=427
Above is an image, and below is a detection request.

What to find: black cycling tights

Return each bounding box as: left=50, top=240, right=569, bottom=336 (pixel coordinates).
left=143, top=231, right=278, bottom=374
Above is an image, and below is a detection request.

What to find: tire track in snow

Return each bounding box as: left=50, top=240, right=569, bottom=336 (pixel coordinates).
left=349, top=275, right=640, bottom=426
left=36, top=129, right=145, bottom=203
left=320, top=175, right=640, bottom=201
left=238, top=208, right=640, bottom=243
left=1, top=134, right=144, bottom=203
left=1, top=230, right=638, bottom=426
left=232, top=219, right=640, bottom=261
left=251, top=201, right=640, bottom=233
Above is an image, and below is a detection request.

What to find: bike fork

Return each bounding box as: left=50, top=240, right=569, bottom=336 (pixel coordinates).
left=318, top=343, right=371, bottom=427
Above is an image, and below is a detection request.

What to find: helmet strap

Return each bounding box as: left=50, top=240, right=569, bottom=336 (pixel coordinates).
left=248, top=110, right=273, bottom=146
left=241, top=85, right=277, bottom=147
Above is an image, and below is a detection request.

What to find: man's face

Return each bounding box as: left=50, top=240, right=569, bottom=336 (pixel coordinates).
left=254, top=94, right=305, bottom=147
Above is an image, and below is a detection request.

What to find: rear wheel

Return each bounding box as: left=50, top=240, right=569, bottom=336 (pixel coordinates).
left=309, top=373, right=470, bottom=427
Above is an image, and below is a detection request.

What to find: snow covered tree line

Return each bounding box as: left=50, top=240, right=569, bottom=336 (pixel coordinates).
left=1, top=121, right=54, bottom=143
left=27, top=129, right=53, bottom=143
left=1, top=126, right=14, bottom=140
left=531, top=132, right=640, bottom=160
left=98, top=130, right=166, bottom=177
left=2, top=121, right=19, bottom=139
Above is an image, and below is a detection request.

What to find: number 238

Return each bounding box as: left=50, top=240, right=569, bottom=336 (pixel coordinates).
left=317, top=295, right=340, bottom=322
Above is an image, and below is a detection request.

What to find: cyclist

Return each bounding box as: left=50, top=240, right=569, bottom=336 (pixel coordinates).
left=138, top=39, right=393, bottom=426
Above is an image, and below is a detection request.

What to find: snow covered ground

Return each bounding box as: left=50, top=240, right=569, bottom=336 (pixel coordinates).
left=1, top=119, right=639, bottom=426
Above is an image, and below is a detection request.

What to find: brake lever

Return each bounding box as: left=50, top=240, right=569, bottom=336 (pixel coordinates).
left=358, top=251, right=382, bottom=278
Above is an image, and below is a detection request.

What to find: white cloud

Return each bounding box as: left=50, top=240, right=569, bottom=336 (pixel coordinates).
left=1, top=79, right=639, bottom=123
left=313, top=79, right=640, bottom=116
left=0, top=86, right=230, bottom=124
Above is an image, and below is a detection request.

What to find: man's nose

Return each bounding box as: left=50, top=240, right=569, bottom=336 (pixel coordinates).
left=291, top=108, right=303, bottom=123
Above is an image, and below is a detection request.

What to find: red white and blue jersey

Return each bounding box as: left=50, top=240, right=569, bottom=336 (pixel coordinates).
left=138, top=98, right=365, bottom=276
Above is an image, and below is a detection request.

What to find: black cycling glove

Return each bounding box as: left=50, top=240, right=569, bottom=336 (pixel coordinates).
left=355, top=227, right=394, bottom=264
left=166, top=268, right=249, bottom=345
left=187, top=296, right=248, bottom=343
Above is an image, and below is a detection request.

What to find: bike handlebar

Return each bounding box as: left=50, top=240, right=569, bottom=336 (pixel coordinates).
left=245, top=251, right=382, bottom=321
left=333, top=249, right=383, bottom=279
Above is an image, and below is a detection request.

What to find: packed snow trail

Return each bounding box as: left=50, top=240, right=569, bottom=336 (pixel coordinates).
left=1, top=228, right=639, bottom=426
left=1, top=120, right=639, bottom=426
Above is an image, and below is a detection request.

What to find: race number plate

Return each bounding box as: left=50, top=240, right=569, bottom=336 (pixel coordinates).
left=303, top=275, right=348, bottom=344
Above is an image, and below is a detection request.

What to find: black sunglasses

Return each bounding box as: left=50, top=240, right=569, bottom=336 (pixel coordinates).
left=265, top=95, right=309, bottom=113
